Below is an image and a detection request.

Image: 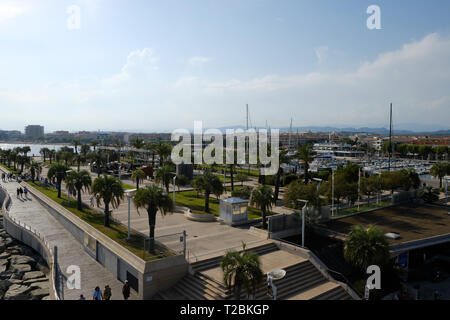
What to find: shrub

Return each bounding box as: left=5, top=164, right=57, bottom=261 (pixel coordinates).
left=231, top=186, right=252, bottom=199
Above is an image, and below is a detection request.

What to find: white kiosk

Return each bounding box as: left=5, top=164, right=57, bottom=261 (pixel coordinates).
left=219, top=197, right=249, bottom=226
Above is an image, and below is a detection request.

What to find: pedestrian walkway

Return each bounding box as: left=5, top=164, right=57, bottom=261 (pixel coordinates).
left=0, top=178, right=137, bottom=300
left=38, top=165, right=268, bottom=259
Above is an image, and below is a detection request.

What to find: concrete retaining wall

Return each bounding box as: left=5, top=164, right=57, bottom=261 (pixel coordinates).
left=23, top=183, right=188, bottom=299
left=0, top=186, right=59, bottom=300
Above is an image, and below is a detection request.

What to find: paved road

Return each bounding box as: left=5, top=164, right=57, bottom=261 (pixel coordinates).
left=0, top=178, right=137, bottom=300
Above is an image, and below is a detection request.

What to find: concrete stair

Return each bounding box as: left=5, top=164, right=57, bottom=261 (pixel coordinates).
left=313, top=285, right=353, bottom=300
left=154, top=243, right=354, bottom=300
left=190, top=242, right=279, bottom=273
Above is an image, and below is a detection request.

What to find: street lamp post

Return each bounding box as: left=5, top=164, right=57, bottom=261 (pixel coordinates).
left=173, top=175, right=177, bottom=203
left=125, top=189, right=137, bottom=240
left=297, top=199, right=308, bottom=248
left=331, top=170, right=335, bottom=216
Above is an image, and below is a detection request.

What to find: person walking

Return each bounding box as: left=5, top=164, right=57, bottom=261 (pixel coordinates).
left=16, top=188, right=20, bottom=198
left=79, top=294, right=86, bottom=300
left=122, top=280, right=130, bottom=300
left=23, top=186, right=28, bottom=199
left=19, top=187, right=24, bottom=199
left=90, top=196, right=95, bottom=207
left=103, top=285, right=112, bottom=300
left=93, top=286, right=103, bottom=300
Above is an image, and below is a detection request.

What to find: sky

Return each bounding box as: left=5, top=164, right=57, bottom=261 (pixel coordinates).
left=0, top=0, right=450, bottom=133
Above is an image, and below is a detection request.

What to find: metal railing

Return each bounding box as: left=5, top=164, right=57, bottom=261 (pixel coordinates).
left=272, top=237, right=362, bottom=299
left=0, top=185, right=60, bottom=300
left=187, top=238, right=268, bottom=263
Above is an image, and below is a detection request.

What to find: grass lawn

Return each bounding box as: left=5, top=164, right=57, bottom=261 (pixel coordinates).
left=0, top=163, right=19, bottom=175
left=121, top=183, right=136, bottom=190
left=26, top=181, right=173, bottom=261
left=199, top=165, right=260, bottom=178
left=175, top=190, right=271, bottom=219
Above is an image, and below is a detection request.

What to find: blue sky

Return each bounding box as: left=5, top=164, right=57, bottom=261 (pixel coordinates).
left=1, top=0, right=450, bottom=132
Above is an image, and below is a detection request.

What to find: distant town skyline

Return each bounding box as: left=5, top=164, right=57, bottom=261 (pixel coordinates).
left=1, top=1, right=450, bottom=132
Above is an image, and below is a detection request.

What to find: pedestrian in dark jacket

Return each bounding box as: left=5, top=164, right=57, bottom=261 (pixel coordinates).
left=122, top=281, right=130, bottom=300
left=103, top=285, right=112, bottom=300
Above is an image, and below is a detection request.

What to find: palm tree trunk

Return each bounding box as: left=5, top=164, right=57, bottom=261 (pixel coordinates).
left=234, top=282, right=242, bottom=300
left=57, top=180, right=62, bottom=198
left=274, top=167, right=282, bottom=200
left=230, top=165, right=234, bottom=191
left=304, top=162, right=309, bottom=184
left=77, top=187, right=83, bottom=211
left=205, top=191, right=210, bottom=213
left=147, top=209, right=157, bottom=253
left=136, top=179, right=139, bottom=190
left=262, top=207, right=267, bottom=229
left=104, top=201, right=110, bottom=227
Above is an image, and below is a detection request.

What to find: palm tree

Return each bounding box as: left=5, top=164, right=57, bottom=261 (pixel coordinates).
left=250, top=185, right=274, bottom=229
left=91, top=140, right=99, bottom=151
left=73, top=139, right=80, bottom=154
left=274, top=150, right=289, bottom=200
left=10, top=151, right=18, bottom=171
left=28, top=161, right=41, bottom=183
left=48, top=150, right=55, bottom=164
left=131, top=137, right=145, bottom=150
left=131, top=169, right=146, bottom=190
left=90, top=151, right=107, bottom=177
left=21, top=146, right=31, bottom=156
left=66, top=170, right=92, bottom=210
left=74, top=154, right=85, bottom=172
left=40, top=147, right=50, bottom=163
left=430, top=162, right=450, bottom=188
left=80, top=144, right=91, bottom=158
left=155, top=142, right=172, bottom=166
left=4, top=149, right=12, bottom=168
left=91, top=175, right=124, bottom=227
left=295, top=144, right=316, bottom=184
left=221, top=242, right=264, bottom=300
left=175, top=174, right=189, bottom=191
left=17, top=155, right=30, bottom=174
left=155, top=165, right=173, bottom=193
left=145, top=142, right=157, bottom=167
left=344, top=225, right=390, bottom=271
left=192, top=171, right=224, bottom=213
left=133, top=185, right=174, bottom=253
left=48, top=163, right=70, bottom=198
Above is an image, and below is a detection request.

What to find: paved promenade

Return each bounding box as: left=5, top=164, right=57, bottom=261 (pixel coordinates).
left=39, top=165, right=278, bottom=259
left=0, top=178, right=137, bottom=300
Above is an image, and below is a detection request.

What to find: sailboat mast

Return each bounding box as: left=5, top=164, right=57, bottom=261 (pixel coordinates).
left=388, top=103, right=392, bottom=172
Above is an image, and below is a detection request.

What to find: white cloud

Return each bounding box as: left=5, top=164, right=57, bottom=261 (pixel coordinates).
left=314, top=46, right=328, bottom=65
left=188, top=56, right=211, bottom=66
left=1, top=33, right=450, bottom=131
left=0, top=3, right=28, bottom=22
left=103, top=48, right=159, bottom=86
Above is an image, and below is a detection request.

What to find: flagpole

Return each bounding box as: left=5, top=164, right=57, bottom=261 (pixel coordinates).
left=358, top=167, right=361, bottom=212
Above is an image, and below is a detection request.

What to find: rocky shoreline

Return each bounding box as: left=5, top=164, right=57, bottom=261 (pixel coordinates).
left=0, top=216, right=51, bottom=300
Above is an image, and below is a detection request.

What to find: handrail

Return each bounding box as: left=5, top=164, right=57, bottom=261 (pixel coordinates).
left=189, top=238, right=268, bottom=262
left=0, top=184, right=60, bottom=300
left=272, top=237, right=362, bottom=299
